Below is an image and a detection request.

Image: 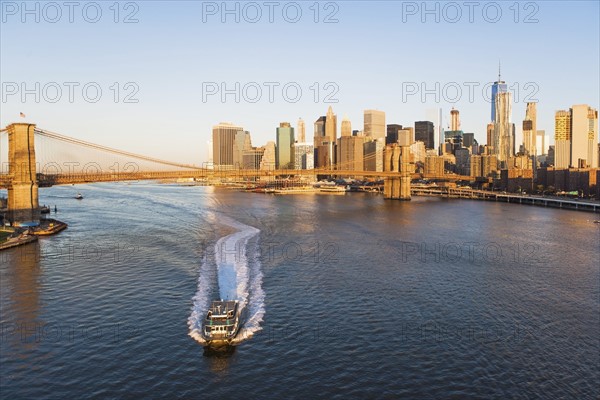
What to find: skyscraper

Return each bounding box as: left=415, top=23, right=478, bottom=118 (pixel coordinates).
left=337, top=135, right=364, bottom=171
left=297, top=118, right=306, bottom=142
left=463, top=133, right=475, bottom=148
left=398, top=128, right=414, bottom=146
left=261, top=141, right=276, bottom=170
left=555, top=105, right=599, bottom=168
left=276, top=122, right=295, bottom=169
left=341, top=115, right=352, bottom=137
left=522, top=102, right=537, bottom=155
left=325, top=106, right=337, bottom=143
left=233, top=130, right=252, bottom=168
left=493, top=90, right=513, bottom=166
left=554, top=110, right=571, bottom=168
left=363, top=139, right=384, bottom=172
left=415, top=121, right=435, bottom=150
left=386, top=124, right=403, bottom=145
left=212, top=122, right=245, bottom=168
left=294, top=142, right=314, bottom=170
left=536, top=130, right=546, bottom=155
left=486, top=123, right=494, bottom=149
left=314, top=116, right=326, bottom=148
left=489, top=68, right=514, bottom=167
left=572, top=104, right=598, bottom=168
left=491, top=69, right=508, bottom=122
left=364, top=110, right=386, bottom=140
left=450, top=108, right=460, bottom=131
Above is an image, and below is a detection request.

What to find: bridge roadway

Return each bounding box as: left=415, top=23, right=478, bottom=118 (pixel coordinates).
left=0, top=169, right=472, bottom=188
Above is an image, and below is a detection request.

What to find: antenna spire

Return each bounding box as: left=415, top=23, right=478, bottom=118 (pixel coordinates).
left=498, top=60, right=501, bottom=81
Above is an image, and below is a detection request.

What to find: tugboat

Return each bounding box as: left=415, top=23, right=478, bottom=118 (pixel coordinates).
left=201, top=300, right=242, bottom=346
left=75, top=193, right=83, bottom=200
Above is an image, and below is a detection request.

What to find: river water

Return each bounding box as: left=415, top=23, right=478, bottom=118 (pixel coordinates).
left=1, top=182, right=598, bottom=398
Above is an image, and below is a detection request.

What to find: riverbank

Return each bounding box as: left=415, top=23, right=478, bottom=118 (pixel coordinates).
left=0, top=219, right=68, bottom=251
left=0, top=229, right=38, bottom=250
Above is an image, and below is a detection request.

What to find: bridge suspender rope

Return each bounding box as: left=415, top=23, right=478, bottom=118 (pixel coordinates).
left=34, top=128, right=203, bottom=171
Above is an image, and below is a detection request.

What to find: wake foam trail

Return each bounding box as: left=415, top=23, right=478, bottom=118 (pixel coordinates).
left=189, top=215, right=264, bottom=344
left=232, top=235, right=265, bottom=343
left=188, top=253, right=215, bottom=345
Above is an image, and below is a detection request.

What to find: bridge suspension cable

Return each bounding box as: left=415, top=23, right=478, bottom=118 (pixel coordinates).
left=34, top=128, right=202, bottom=171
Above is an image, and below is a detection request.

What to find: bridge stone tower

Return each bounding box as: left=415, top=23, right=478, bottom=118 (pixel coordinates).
left=383, top=144, right=413, bottom=201
left=6, top=123, right=40, bottom=225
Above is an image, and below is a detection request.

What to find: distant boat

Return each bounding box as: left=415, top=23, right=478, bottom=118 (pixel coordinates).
left=318, top=185, right=348, bottom=193
left=40, top=205, right=50, bottom=214
left=75, top=193, right=83, bottom=200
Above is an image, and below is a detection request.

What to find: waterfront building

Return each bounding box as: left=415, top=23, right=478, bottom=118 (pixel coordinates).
left=482, top=154, right=499, bottom=178
left=470, top=155, right=482, bottom=178
left=455, top=148, right=471, bottom=175
left=212, top=122, right=246, bottom=169
left=293, top=142, right=314, bottom=170
left=276, top=122, right=295, bottom=169
left=363, top=138, right=385, bottom=171
left=317, top=142, right=336, bottom=169
left=233, top=130, right=252, bottom=169
left=260, top=141, right=276, bottom=170
left=242, top=147, right=265, bottom=170
left=337, top=135, right=365, bottom=171
left=425, top=155, right=444, bottom=176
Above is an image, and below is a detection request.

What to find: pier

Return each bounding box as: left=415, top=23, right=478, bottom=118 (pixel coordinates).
left=411, top=187, right=600, bottom=213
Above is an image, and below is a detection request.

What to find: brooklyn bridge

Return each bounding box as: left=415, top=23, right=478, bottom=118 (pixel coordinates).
left=0, top=122, right=471, bottom=225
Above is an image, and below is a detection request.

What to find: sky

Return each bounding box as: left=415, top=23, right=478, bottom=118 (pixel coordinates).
left=1, top=0, right=599, bottom=165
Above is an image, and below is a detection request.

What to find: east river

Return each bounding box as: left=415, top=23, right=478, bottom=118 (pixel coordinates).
left=1, top=182, right=598, bottom=398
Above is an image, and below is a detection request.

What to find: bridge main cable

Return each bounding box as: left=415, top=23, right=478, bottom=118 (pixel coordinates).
left=34, top=128, right=203, bottom=170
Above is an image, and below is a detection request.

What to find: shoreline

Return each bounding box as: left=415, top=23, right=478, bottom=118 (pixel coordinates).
left=0, top=218, right=68, bottom=251
left=230, top=184, right=600, bottom=214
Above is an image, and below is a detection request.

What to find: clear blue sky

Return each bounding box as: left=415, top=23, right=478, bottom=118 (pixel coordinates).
left=1, top=1, right=598, bottom=164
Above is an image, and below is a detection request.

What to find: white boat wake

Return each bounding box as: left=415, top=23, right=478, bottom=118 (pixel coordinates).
left=188, top=216, right=264, bottom=345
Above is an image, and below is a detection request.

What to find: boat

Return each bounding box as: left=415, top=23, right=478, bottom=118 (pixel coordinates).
left=201, top=300, right=242, bottom=346
left=318, top=185, right=348, bottom=193
left=40, top=205, right=50, bottom=214
left=75, top=193, right=83, bottom=200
